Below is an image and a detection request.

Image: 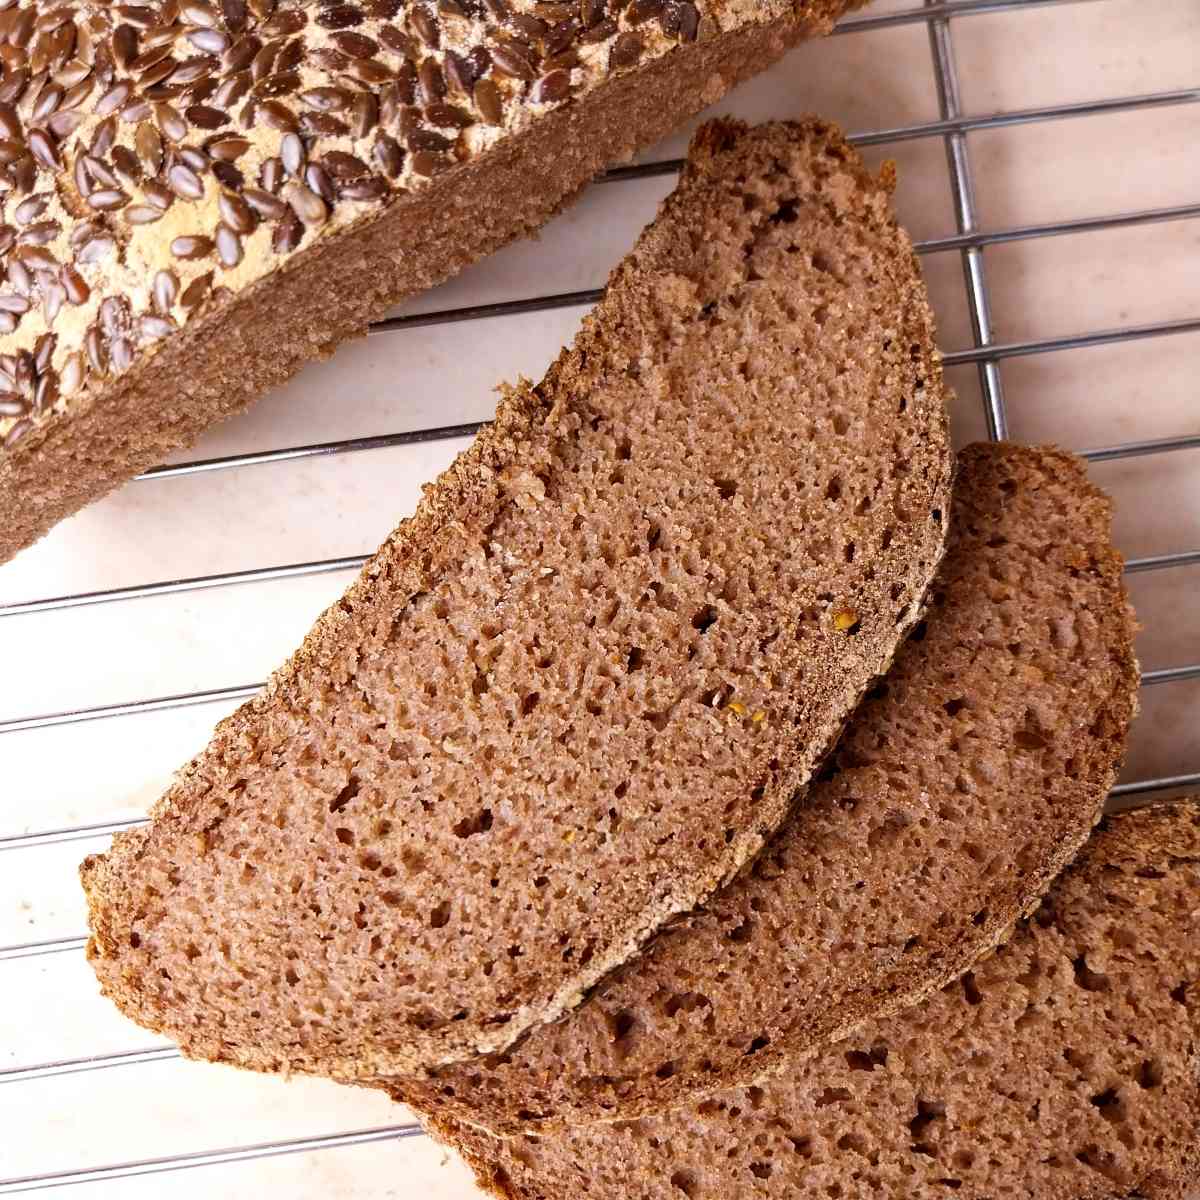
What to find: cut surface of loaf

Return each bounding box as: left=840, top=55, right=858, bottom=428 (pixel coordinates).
left=435, top=801, right=1200, bottom=1200
left=0, top=0, right=858, bottom=563
left=385, top=442, right=1139, bottom=1130
left=80, top=117, right=952, bottom=1075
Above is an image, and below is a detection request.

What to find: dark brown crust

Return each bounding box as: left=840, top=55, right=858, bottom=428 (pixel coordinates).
left=0, top=2, right=855, bottom=565
left=381, top=442, right=1140, bottom=1132
left=428, top=800, right=1200, bottom=1200
left=79, top=117, right=954, bottom=1076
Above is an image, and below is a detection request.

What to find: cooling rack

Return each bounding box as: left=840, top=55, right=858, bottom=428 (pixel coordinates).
left=0, top=0, right=1197, bottom=1194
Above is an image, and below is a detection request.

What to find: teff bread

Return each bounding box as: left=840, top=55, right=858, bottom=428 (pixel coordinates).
left=434, top=802, right=1200, bottom=1200
left=80, top=118, right=953, bottom=1075
left=385, top=442, right=1139, bottom=1130
left=0, top=0, right=859, bottom=563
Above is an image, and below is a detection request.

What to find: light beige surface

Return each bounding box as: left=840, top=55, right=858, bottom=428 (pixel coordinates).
left=0, top=0, right=1197, bottom=1195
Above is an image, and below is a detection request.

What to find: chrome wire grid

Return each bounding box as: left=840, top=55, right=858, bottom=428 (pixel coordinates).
left=0, top=0, right=1198, bottom=1191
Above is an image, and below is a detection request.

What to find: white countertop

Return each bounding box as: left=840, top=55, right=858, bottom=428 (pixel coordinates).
left=1, top=0, right=1197, bottom=1194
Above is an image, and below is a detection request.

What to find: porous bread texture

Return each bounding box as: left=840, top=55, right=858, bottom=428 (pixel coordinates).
left=0, top=0, right=859, bottom=564
left=80, top=117, right=953, bottom=1075
left=385, top=442, right=1140, bottom=1132
left=431, top=800, right=1200, bottom=1200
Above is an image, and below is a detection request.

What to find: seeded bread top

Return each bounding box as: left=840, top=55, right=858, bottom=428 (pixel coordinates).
left=387, top=441, right=1139, bottom=1132
left=434, top=801, right=1200, bottom=1200
left=80, top=117, right=952, bottom=1075
left=0, top=0, right=830, bottom=450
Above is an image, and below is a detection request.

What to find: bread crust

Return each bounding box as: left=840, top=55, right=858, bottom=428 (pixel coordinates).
left=0, top=0, right=857, bottom=563
left=80, top=116, right=953, bottom=1076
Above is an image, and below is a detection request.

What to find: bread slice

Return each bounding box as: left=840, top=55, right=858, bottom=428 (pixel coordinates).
left=80, top=117, right=953, bottom=1076
left=381, top=442, right=1139, bottom=1130
left=431, top=801, right=1200, bottom=1200
left=0, top=0, right=860, bottom=564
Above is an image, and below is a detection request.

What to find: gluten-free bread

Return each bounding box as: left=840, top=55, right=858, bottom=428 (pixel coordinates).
left=435, top=802, right=1200, bottom=1200
left=0, top=0, right=858, bottom=563
left=385, top=442, right=1138, bottom=1130
left=81, top=118, right=953, bottom=1076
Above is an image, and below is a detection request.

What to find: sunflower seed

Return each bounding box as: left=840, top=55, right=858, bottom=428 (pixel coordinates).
left=426, top=101, right=471, bottom=128
left=409, top=148, right=445, bottom=176
left=209, top=221, right=241, bottom=268
left=180, top=1, right=220, bottom=28
left=279, top=131, right=304, bottom=175
left=531, top=69, right=570, bottom=103
left=344, top=57, right=392, bottom=85
left=0, top=393, right=29, bottom=415
left=224, top=33, right=259, bottom=73
left=378, top=25, right=415, bottom=58
left=111, top=23, right=138, bottom=68
left=42, top=280, right=66, bottom=324
left=0, top=293, right=30, bottom=314
left=179, top=145, right=209, bottom=171
left=32, top=81, right=65, bottom=121
left=580, top=15, right=616, bottom=41
left=212, top=69, right=251, bottom=107
left=338, top=175, right=388, bottom=201
left=14, top=196, right=47, bottom=225
left=222, top=0, right=248, bottom=33
left=95, top=79, right=132, bottom=115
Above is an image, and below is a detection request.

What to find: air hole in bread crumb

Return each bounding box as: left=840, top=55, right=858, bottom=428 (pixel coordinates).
left=329, top=775, right=360, bottom=813
left=714, top=477, right=738, bottom=499
left=943, top=697, right=966, bottom=717
left=335, top=827, right=355, bottom=846
left=129, top=931, right=141, bottom=948
left=626, top=647, right=644, bottom=672
left=429, top=900, right=451, bottom=929
left=749, top=1161, right=773, bottom=1179
left=1073, top=956, right=1110, bottom=993
left=972, top=909, right=989, bottom=927
left=655, top=1060, right=676, bottom=1079
left=1171, top=981, right=1190, bottom=1004
left=1137, top=1059, right=1163, bottom=1089
left=285, top=966, right=299, bottom=985
left=359, top=852, right=382, bottom=871
left=815, top=1086, right=851, bottom=1108
left=770, top=198, right=799, bottom=224
left=962, top=973, right=983, bottom=1005
left=910, top=1099, right=945, bottom=1143
left=692, top=605, right=718, bottom=633
left=669, top=1170, right=699, bottom=1197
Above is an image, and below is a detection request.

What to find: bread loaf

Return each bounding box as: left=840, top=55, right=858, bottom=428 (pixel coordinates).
left=384, top=442, right=1139, bottom=1131
left=0, top=0, right=856, bottom=563
left=433, top=801, right=1200, bottom=1200
left=80, top=118, right=952, bottom=1076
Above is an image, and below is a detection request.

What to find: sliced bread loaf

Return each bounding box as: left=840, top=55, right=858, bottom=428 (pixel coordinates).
left=80, top=118, right=953, bottom=1076
left=0, top=0, right=858, bottom=564
left=383, top=442, right=1139, bottom=1129
left=433, top=801, right=1200, bottom=1200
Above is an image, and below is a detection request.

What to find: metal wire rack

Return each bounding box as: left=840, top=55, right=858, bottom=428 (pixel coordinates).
left=0, top=0, right=1197, bottom=1192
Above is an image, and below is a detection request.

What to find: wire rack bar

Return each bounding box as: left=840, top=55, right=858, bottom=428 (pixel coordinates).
left=0, top=935, right=87, bottom=963
left=834, top=0, right=1100, bottom=33
left=2, top=651, right=1194, bottom=738
left=0, top=1125, right=423, bottom=1195
left=1080, top=433, right=1200, bottom=464
left=125, top=311, right=1200, bottom=485
left=0, top=1046, right=179, bottom=1087
left=927, top=0, right=1008, bottom=438
left=0, top=818, right=144, bottom=852
left=940, top=316, right=1200, bottom=366
left=1122, top=549, right=1200, bottom=575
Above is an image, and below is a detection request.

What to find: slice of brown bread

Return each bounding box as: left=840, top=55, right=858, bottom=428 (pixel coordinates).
left=433, top=801, right=1200, bottom=1200
left=0, top=0, right=860, bottom=565
left=381, top=442, right=1139, bottom=1130
left=80, top=117, right=953, bottom=1076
